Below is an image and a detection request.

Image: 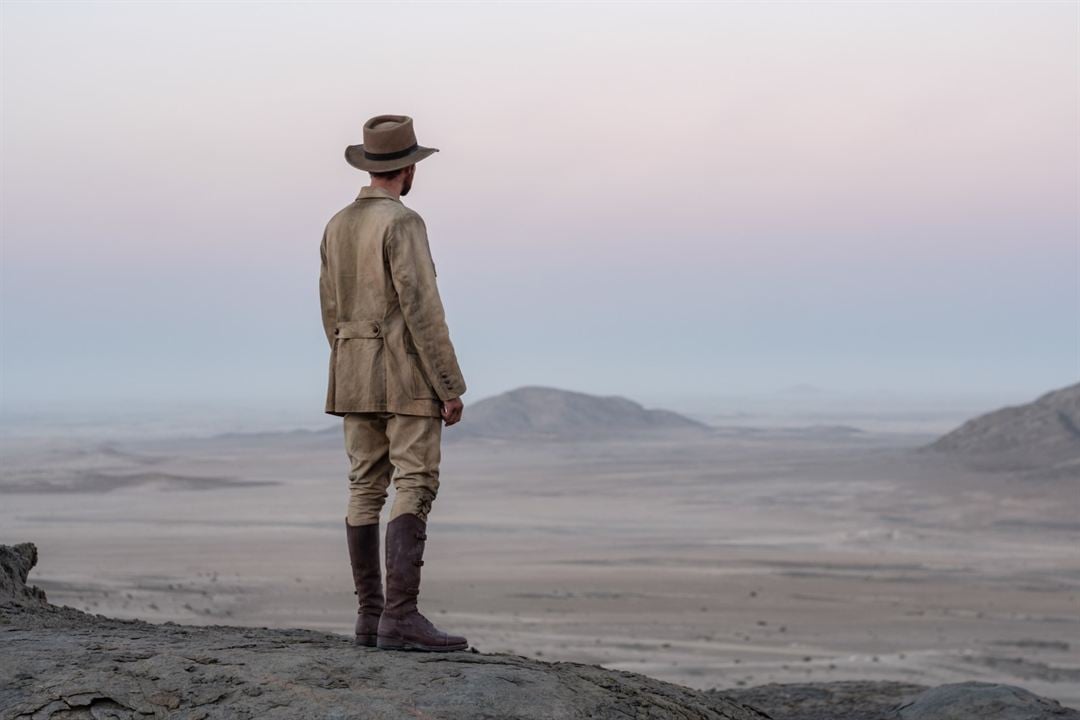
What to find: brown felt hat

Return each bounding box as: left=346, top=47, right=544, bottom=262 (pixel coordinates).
left=345, top=114, right=439, bottom=173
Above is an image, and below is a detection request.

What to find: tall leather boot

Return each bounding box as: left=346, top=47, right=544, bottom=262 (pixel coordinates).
left=345, top=519, right=384, bottom=647
left=377, top=513, right=468, bottom=652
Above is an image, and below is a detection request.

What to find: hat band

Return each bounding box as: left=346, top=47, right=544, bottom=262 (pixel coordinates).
left=363, top=143, right=418, bottom=162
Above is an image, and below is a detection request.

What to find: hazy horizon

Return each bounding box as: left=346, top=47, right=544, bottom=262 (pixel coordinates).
left=2, top=2, right=1077, bottom=420
left=0, top=380, right=1063, bottom=444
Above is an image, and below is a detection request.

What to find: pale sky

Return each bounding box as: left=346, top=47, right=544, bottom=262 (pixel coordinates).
left=1, top=1, right=1077, bottom=423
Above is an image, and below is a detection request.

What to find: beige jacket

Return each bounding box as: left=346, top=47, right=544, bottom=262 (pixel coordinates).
left=319, top=186, right=466, bottom=418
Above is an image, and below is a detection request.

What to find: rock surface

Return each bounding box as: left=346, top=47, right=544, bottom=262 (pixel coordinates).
left=3, top=543, right=1078, bottom=720
left=927, top=383, right=1080, bottom=477
left=717, top=680, right=931, bottom=720
left=896, top=681, right=1080, bottom=720
left=0, top=543, right=765, bottom=720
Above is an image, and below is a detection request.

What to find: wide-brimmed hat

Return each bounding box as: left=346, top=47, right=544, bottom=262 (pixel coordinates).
left=345, top=114, right=439, bottom=173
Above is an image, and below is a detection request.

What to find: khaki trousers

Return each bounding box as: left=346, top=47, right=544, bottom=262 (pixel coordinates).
left=343, top=411, right=443, bottom=526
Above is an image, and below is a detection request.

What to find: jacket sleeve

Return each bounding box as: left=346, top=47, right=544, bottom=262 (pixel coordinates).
left=386, top=212, right=467, bottom=401
left=318, top=227, right=336, bottom=349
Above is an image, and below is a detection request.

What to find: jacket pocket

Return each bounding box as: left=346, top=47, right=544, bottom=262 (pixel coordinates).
left=332, top=320, right=384, bottom=407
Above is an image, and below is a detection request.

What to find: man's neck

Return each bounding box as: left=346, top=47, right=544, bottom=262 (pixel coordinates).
left=369, top=180, right=402, bottom=199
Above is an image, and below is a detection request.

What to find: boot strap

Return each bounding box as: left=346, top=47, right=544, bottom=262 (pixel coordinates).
left=412, top=559, right=424, bottom=566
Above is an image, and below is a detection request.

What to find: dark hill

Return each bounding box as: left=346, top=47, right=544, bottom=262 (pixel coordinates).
left=927, top=383, right=1080, bottom=476
left=448, top=386, right=710, bottom=441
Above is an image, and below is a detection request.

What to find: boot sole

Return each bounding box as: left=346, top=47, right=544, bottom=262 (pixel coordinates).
left=377, top=637, right=468, bottom=652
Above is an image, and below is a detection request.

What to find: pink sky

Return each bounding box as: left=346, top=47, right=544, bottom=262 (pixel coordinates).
left=2, top=1, right=1076, bottom=416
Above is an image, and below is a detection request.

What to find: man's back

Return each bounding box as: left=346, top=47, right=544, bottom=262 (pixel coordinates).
left=320, top=185, right=466, bottom=419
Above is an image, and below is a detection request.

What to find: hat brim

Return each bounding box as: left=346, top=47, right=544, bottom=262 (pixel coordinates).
left=344, top=144, right=439, bottom=172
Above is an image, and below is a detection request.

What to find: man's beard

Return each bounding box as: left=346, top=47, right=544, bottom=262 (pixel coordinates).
left=400, top=174, right=413, bottom=196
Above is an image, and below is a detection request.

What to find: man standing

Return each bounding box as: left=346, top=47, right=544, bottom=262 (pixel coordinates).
left=319, top=114, right=468, bottom=652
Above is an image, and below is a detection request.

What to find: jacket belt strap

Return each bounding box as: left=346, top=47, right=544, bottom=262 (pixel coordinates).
left=334, top=320, right=382, bottom=339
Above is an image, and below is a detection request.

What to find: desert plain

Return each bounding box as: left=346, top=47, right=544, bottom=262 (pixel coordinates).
left=1, top=405, right=1077, bottom=709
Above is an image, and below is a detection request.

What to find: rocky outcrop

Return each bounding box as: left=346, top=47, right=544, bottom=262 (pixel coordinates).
left=0, top=543, right=47, bottom=608
left=2, top=544, right=1077, bottom=720
left=927, top=383, right=1080, bottom=476
left=0, top=543, right=765, bottom=720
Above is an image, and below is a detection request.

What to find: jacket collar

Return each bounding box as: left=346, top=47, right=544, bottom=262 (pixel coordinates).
left=356, top=185, right=402, bottom=203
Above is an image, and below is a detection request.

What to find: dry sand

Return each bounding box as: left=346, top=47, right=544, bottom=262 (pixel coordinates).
left=1, top=425, right=1077, bottom=707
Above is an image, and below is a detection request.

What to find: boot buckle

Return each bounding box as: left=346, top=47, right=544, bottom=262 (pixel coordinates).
left=413, top=559, right=424, bottom=566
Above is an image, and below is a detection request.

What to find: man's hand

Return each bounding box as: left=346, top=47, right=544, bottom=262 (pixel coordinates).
left=441, top=397, right=464, bottom=426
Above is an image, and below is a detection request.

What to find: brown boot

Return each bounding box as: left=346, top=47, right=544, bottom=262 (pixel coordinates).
left=377, top=513, right=468, bottom=652
left=345, top=519, right=384, bottom=647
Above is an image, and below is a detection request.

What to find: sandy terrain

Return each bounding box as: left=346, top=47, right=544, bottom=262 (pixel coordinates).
left=1, top=425, right=1077, bottom=708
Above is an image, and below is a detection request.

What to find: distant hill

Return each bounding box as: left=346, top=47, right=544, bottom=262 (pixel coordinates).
left=448, top=386, right=709, bottom=441
left=927, top=383, right=1080, bottom=477
left=776, top=383, right=829, bottom=396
